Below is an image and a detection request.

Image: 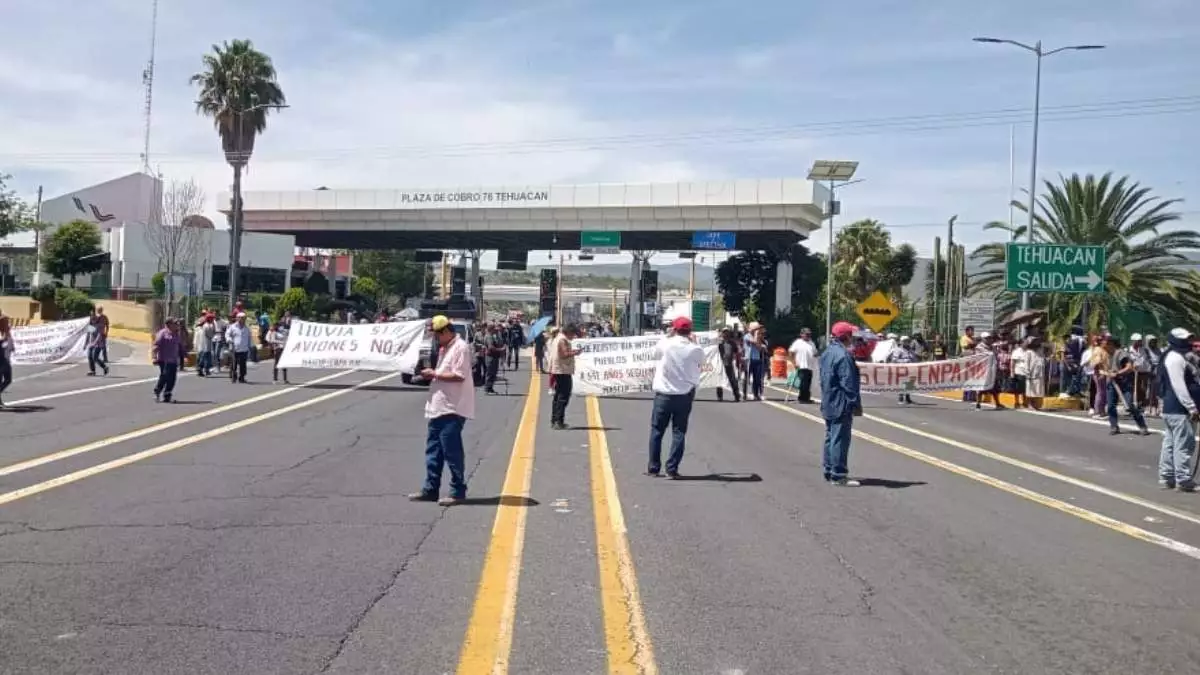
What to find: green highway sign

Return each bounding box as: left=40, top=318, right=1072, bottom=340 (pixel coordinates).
left=1005, top=243, right=1106, bottom=294
left=690, top=300, right=711, bottom=330
left=580, top=231, right=621, bottom=254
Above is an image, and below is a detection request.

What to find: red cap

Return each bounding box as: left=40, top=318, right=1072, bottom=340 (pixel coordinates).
left=831, top=321, right=857, bottom=339
left=671, top=316, right=693, bottom=331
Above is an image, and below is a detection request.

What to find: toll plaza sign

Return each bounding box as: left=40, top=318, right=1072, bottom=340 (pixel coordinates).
left=1005, top=243, right=1106, bottom=294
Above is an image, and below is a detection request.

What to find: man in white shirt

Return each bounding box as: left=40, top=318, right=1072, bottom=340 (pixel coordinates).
left=1010, top=338, right=1029, bottom=409
left=787, top=327, right=818, bottom=403
left=411, top=315, right=476, bottom=506
left=225, top=312, right=253, bottom=384
left=647, top=316, right=706, bottom=478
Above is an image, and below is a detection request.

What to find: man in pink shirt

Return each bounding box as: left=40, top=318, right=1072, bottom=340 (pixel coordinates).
left=410, top=315, right=475, bottom=506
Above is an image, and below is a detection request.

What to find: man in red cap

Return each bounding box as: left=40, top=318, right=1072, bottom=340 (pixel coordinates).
left=818, top=321, right=864, bottom=486
left=646, top=316, right=706, bottom=478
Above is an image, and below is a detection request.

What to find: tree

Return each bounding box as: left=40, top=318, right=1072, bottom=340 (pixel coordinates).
left=970, top=172, right=1200, bottom=336
left=44, top=220, right=104, bottom=287
left=191, top=39, right=287, bottom=309
left=144, top=178, right=207, bottom=310
left=350, top=276, right=382, bottom=306
left=715, top=245, right=826, bottom=324
left=884, top=243, right=918, bottom=299
left=274, top=287, right=312, bottom=320
left=352, top=250, right=430, bottom=307
left=0, top=174, right=33, bottom=239
left=304, top=271, right=329, bottom=296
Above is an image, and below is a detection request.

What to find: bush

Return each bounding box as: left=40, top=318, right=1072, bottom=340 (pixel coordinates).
left=763, top=309, right=818, bottom=351
left=31, top=284, right=57, bottom=303
left=54, top=287, right=95, bottom=319
left=151, top=271, right=166, bottom=297
left=249, top=292, right=277, bottom=315
left=274, top=287, right=312, bottom=321
left=351, top=276, right=379, bottom=303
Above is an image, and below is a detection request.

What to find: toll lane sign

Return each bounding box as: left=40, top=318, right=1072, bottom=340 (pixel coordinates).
left=855, top=291, right=900, bottom=333
left=1005, top=243, right=1106, bottom=294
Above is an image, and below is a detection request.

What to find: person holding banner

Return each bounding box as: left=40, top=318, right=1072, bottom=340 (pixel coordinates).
left=0, top=315, right=13, bottom=408
left=819, top=321, right=863, bottom=487
left=410, top=315, right=474, bottom=506
left=647, top=317, right=706, bottom=478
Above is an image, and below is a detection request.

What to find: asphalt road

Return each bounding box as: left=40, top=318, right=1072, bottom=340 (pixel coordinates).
left=2, top=358, right=1199, bottom=674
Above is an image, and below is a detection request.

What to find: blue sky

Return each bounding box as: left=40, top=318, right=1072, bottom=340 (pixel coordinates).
left=1, top=0, right=1197, bottom=262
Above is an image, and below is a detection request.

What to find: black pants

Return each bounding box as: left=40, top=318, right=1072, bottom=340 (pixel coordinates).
left=230, top=351, right=248, bottom=382
left=535, top=349, right=545, bottom=373
left=797, top=369, right=813, bottom=402
left=507, top=345, right=520, bottom=369
left=0, top=358, right=12, bottom=397
left=154, top=362, right=178, bottom=399
left=87, top=345, right=108, bottom=374
left=486, top=356, right=501, bottom=391
left=273, top=347, right=288, bottom=382
left=717, top=360, right=740, bottom=401
left=551, top=374, right=573, bottom=426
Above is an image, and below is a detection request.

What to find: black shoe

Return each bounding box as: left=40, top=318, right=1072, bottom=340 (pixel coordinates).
left=645, top=469, right=661, bottom=477
left=1137, top=428, right=1152, bottom=436
left=665, top=471, right=681, bottom=480
left=153, top=391, right=160, bottom=402
left=102, top=365, right=109, bottom=375
left=408, top=491, right=438, bottom=502
left=87, top=371, right=96, bottom=377
left=1109, top=428, right=1121, bottom=435
left=163, top=395, right=173, bottom=404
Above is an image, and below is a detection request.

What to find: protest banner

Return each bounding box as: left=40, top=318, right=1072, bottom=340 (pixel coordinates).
left=11, top=318, right=91, bottom=365
left=858, top=352, right=996, bottom=393
left=572, top=332, right=726, bottom=396
left=277, top=319, right=425, bottom=372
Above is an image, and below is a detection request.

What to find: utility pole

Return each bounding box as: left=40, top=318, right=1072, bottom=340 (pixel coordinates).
left=610, top=286, right=617, bottom=327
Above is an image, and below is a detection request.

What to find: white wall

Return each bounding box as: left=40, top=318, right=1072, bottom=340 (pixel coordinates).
left=40, top=172, right=161, bottom=230
left=113, top=221, right=294, bottom=291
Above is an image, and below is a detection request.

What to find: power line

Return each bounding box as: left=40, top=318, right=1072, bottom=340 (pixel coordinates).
left=4, top=94, right=1198, bottom=166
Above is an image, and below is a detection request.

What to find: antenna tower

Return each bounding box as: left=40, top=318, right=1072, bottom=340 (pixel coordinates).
left=139, top=0, right=159, bottom=173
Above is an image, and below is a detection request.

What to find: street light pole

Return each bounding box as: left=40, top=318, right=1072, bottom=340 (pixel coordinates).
left=973, top=37, right=1105, bottom=311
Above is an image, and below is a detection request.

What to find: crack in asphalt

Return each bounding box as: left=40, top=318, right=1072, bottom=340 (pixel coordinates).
left=760, top=493, right=878, bottom=617
left=96, top=619, right=336, bottom=641
left=245, top=434, right=363, bottom=487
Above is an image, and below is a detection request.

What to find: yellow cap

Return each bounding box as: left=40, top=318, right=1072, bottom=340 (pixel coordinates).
left=430, top=315, right=451, bottom=331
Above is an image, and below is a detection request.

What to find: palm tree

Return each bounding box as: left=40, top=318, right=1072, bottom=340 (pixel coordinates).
left=832, top=219, right=892, bottom=303
left=190, top=39, right=286, bottom=307
left=970, top=172, right=1200, bottom=336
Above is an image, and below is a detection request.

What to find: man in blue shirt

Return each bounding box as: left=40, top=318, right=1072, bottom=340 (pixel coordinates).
left=819, top=321, right=864, bottom=486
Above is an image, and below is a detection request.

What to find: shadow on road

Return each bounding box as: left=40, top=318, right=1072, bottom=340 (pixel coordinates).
left=0, top=404, right=53, bottom=414
left=165, top=400, right=216, bottom=405
left=670, top=472, right=763, bottom=483
left=457, top=495, right=540, bottom=507
left=569, top=426, right=621, bottom=431
left=855, top=478, right=927, bottom=488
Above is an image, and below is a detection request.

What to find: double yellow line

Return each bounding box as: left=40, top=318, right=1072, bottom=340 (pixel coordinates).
left=456, top=377, right=657, bottom=674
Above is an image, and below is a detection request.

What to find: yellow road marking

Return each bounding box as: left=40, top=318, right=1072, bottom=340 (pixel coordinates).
left=0, top=372, right=397, bottom=507
left=9, top=376, right=160, bottom=405
left=586, top=396, right=657, bottom=675
left=764, top=383, right=1200, bottom=528
left=761, top=399, right=1200, bottom=562
left=0, top=370, right=355, bottom=478
left=456, top=363, right=540, bottom=674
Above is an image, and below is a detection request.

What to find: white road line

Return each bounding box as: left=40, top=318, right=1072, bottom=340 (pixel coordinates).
left=903, top=390, right=1166, bottom=435
left=765, top=383, right=1200, bottom=528
left=0, top=372, right=399, bottom=507
left=0, top=370, right=355, bottom=477
left=761, top=398, right=1200, bottom=562
left=7, top=376, right=162, bottom=405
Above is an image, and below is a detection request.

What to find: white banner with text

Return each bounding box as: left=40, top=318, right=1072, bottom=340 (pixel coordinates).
left=11, top=318, right=91, bottom=365
left=858, top=352, right=996, bottom=392
left=572, top=332, right=726, bottom=396
left=276, top=320, right=425, bottom=372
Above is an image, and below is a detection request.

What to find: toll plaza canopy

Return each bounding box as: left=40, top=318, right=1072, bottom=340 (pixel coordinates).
left=221, top=178, right=828, bottom=252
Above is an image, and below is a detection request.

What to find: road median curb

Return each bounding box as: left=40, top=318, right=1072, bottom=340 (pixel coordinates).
left=929, top=389, right=1084, bottom=410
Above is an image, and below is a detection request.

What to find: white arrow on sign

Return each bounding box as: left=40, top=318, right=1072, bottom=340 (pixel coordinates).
left=1074, top=269, right=1103, bottom=290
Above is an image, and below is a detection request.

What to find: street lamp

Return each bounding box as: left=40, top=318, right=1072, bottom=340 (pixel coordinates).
left=808, top=160, right=862, bottom=341
left=973, top=37, right=1105, bottom=310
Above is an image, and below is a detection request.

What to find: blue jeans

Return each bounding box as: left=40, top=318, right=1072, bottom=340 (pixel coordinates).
left=197, top=348, right=214, bottom=375
left=746, top=359, right=765, bottom=399
left=1160, top=414, right=1197, bottom=487
left=423, top=414, right=467, bottom=498
left=648, top=391, right=694, bottom=474
left=1107, top=381, right=1147, bottom=430
left=823, top=414, right=853, bottom=481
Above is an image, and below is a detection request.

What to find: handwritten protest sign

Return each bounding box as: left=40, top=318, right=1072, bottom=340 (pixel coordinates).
left=11, top=318, right=90, bottom=365
left=858, top=352, right=995, bottom=392
left=572, top=332, right=726, bottom=396
left=277, top=320, right=425, bottom=372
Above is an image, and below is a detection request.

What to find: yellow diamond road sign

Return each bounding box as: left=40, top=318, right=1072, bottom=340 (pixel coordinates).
left=855, top=291, right=900, bottom=333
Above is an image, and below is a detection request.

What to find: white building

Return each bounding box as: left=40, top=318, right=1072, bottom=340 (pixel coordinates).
left=35, top=172, right=295, bottom=295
